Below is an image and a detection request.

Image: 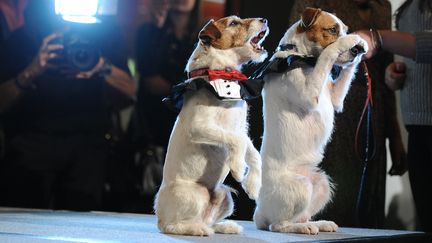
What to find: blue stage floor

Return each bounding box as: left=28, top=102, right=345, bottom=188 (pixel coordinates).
left=0, top=207, right=430, bottom=243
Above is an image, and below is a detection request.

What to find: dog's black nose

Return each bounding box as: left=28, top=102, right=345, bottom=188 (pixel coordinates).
left=350, top=45, right=365, bottom=56
left=260, top=18, right=268, bottom=24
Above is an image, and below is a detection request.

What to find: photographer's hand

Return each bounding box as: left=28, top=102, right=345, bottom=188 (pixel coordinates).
left=0, top=32, right=63, bottom=112
left=75, top=56, right=107, bottom=79
left=76, top=57, right=136, bottom=99
left=20, top=32, right=64, bottom=86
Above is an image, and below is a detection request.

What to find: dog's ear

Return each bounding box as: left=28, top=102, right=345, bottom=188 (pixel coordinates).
left=297, top=7, right=322, bottom=33
left=199, top=19, right=221, bottom=45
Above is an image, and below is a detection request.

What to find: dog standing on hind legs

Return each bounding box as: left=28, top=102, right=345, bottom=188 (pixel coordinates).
left=253, top=8, right=367, bottom=234
left=154, top=16, right=269, bottom=236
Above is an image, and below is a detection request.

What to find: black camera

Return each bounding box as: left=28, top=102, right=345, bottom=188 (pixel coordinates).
left=59, top=30, right=101, bottom=72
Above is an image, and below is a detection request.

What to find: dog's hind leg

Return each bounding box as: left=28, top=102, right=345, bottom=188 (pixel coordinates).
left=307, top=171, right=333, bottom=217
left=253, top=207, right=269, bottom=230
left=306, top=171, right=338, bottom=232
left=213, top=220, right=243, bottom=234
left=310, top=220, right=338, bottom=232
left=210, top=185, right=242, bottom=234
left=267, top=173, right=321, bottom=234
left=242, top=139, right=262, bottom=200
left=161, top=222, right=215, bottom=236
left=155, top=182, right=214, bottom=236
left=270, top=221, right=319, bottom=235
left=210, top=185, right=235, bottom=222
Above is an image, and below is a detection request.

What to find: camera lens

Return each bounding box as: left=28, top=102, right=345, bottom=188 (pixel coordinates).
left=75, top=50, right=89, bottom=63
left=63, top=31, right=100, bottom=72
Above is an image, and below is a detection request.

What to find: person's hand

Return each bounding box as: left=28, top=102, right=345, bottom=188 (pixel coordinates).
left=57, top=63, right=80, bottom=79
left=33, top=32, right=64, bottom=72
left=18, top=32, right=63, bottom=86
left=150, top=0, right=170, bottom=28
left=388, top=135, right=408, bottom=176
left=56, top=58, right=104, bottom=80
left=385, top=62, right=406, bottom=91
left=354, top=30, right=375, bottom=60
left=75, top=57, right=106, bottom=79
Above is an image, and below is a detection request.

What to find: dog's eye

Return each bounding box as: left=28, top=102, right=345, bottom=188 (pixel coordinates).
left=229, top=21, right=240, bottom=27
left=327, top=27, right=338, bottom=35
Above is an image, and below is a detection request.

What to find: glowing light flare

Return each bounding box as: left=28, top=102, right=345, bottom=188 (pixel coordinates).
left=61, top=15, right=100, bottom=24
left=55, top=0, right=99, bottom=17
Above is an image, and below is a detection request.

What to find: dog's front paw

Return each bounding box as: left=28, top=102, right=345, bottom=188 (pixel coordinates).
left=229, top=137, right=248, bottom=182
left=335, top=34, right=365, bottom=53
left=330, top=34, right=368, bottom=65
left=230, top=160, right=247, bottom=182
left=242, top=169, right=261, bottom=200
left=356, top=35, right=368, bottom=54
left=242, top=160, right=261, bottom=199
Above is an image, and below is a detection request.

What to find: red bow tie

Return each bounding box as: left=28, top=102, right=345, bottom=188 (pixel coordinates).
left=188, top=68, right=248, bottom=81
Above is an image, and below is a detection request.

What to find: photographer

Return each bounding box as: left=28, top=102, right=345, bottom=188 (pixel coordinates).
left=0, top=0, right=136, bottom=211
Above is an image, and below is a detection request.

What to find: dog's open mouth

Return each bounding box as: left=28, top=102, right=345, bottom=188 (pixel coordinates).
left=250, top=28, right=268, bottom=52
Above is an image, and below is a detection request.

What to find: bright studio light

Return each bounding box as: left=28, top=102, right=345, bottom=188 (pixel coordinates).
left=61, top=15, right=99, bottom=24
left=55, top=0, right=100, bottom=23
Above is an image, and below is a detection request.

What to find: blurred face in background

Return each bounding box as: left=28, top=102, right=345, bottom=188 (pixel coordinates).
left=170, top=0, right=196, bottom=13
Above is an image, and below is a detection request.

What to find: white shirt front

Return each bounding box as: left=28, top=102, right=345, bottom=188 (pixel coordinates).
left=209, top=79, right=242, bottom=100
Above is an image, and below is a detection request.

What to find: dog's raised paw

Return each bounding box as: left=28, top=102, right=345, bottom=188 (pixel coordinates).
left=336, top=34, right=364, bottom=53
left=213, top=220, right=243, bottom=234
left=229, top=138, right=248, bottom=182
left=230, top=167, right=246, bottom=182
left=242, top=174, right=261, bottom=200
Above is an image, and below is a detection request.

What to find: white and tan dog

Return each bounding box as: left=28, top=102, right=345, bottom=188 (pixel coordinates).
left=154, top=16, right=268, bottom=236
left=254, top=8, right=367, bottom=234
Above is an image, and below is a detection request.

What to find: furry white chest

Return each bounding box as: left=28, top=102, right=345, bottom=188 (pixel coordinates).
left=261, top=71, right=335, bottom=167
left=163, top=89, right=247, bottom=182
